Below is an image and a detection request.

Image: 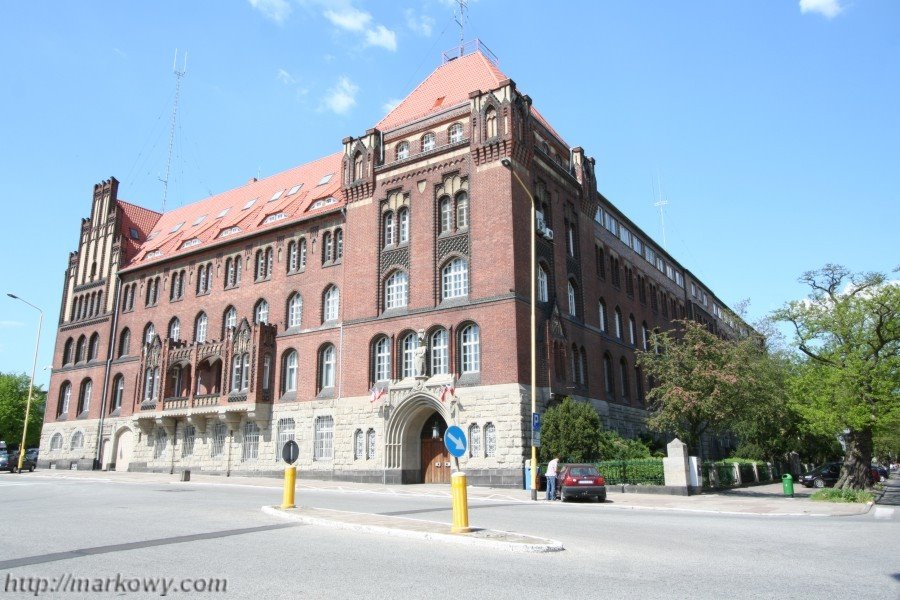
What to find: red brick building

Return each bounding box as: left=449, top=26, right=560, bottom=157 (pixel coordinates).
left=38, top=46, right=743, bottom=486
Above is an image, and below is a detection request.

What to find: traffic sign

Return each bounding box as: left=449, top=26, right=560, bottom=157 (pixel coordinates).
left=533, top=431, right=541, bottom=448
left=532, top=412, right=541, bottom=432
left=281, top=440, right=299, bottom=464
left=444, top=425, right=467, bottom=458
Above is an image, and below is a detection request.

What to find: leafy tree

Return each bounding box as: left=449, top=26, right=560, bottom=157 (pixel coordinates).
left=597, top=429, right=653, bottom=460
left=539, top=396, right=602, bottom=462
left=774, top=265, right=900, bottom=490
left=0, top=372, right=46, bottom=448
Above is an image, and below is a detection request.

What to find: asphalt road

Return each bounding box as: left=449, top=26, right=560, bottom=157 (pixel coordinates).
left=0, top=473, right=896, bottom=599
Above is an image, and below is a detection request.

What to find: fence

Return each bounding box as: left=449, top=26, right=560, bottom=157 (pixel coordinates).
left=701, top=460, right=781, bottom=489
left=596, top=459, right=665, bottom=486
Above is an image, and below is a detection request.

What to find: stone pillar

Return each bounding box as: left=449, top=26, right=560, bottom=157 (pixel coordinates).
left=663, top=438, right=691, bottom=495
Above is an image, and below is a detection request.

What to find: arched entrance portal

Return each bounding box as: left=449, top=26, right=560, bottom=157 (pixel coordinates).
left=384, top=393, right=452, bottom=484
left=111, top=427, right=133, bottom=472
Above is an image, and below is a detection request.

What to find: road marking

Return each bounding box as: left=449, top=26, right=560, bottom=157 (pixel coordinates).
left=873, top=507, right=894, bottom=519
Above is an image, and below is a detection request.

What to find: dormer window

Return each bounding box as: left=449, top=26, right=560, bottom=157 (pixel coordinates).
left=311, top=197, right=337, bottom=210
left=396, top=141, right=409, bottom=160
left=220, top=226, right=241, bottom=238
left=145, top=250, right=162, bottom=260
left=181, top=238, right=201, bottom=249
left=263, top=212, right=286, bottom=224
left=422, top=132, right=435, bottom=152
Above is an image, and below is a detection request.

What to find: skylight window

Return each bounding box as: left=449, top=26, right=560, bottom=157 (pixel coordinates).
left=170, top=222, right=185, bottom=233
left=216, top=208, right=229, bottom=219
left=220, top=226, right=241, bottom=238
left=263, top=213, right=286, bottom=224
left=181, top=238, right=201, bottom=249
left=287, top=184, right=303, bottom=195
left=317, top=173, right=333, bottom=186
left=242, top=198, right=257, bottom=210
left=147, top=231, right=159, bottom=241
left=269, top=190, right=283, bottom=202
left=192, top=215, right=207, bottom=226
left=129, top=228, right=141, bottom=241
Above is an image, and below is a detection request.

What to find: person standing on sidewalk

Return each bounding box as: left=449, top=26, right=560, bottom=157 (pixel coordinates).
left=546, top=456, right=560, bottom=501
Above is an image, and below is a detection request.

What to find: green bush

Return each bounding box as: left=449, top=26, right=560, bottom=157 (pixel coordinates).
left=810, top=488, right=874, bottom=503
left=597, top=459, right=664, bottom=485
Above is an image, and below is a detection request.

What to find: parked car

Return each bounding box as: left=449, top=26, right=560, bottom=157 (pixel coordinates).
left=4, top=451, right=36, bottom=473
left=554, top=464, right=607, bottom=502
left=0, top=451, right=7, bottom=471
left=797, top=462, right=841, bottom=488
left=873, top=465, right=888, bottom=482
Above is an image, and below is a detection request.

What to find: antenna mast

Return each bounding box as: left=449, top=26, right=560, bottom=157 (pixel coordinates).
left=454, top=0, right=468, bottom=56
left=161, top=49, right=187, bottom=212
left=653, top=173, right=669, bottom=250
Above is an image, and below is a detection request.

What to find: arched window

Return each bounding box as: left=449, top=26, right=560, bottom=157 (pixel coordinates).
left=50, top=432, right=63, bottom=451
left=262, top=353, right=272, bottom=392
left=282, top=350, right=298, bottom=393
left=567, top=282, right=577, bottom=317
left=382, top=211, right=395, bottom=247
left=255, top=250, right=265, bottom=280
left=579, top=346, right=587, bottom=386
left=117, top=329, right=130, bottom=358
left=455, top=192, right=469, bottom=229
left=460, top=323, right=480, bottom=374
left=469, top=424, right=482, bottom=457
left=614, top=308, right=623, bottom=339
left=422, top=132, right=435, bottom=152
left=396, top=141, right=409, bottom=160
left=77, top=379, right=92, bottom=414
left=538, top=266, right=549, bottom=302
left=226, top=255, right=243, bottom=287
left=603, top=354, right=614, bottom=396
left=334, top=228, right=343, bottom=260
left=287, top=241, right=298, bottom=272
left=168, top=317, right=181, bottom=341
left=276, top=417, right=296, bottom=459
left=353, top=151, right=364, bottom=180
left=195, top=312, right=208, bottom=343
left=223, top=306, right=237, bottom=335
left=449, top=123, right=464, bottom=144
left=485, top=106, right=497, bottom=138
left=320, top=345, right=336, bottom=389
left=323, top=286, right=340, bottom=322
left=620, top=358, right=630, bottom=398
left=635, top=367, right=645, bottom=405
left=398, top=208, right=409, bottom=244
left=71, top=431, right=84, bottom=451
left=231, top=353, right=250, bottom=392
left=366, top=429, right=376, bottom=459
left=211, top=423, right=227, bottom=457
left=287, top=293, right=303, bottom=328
left=75, top=335, right=86, bottom=362
left=441, top=258, right=469, bottom=300
left=322, top=232, right=333, bottom=264
left=354, top=429, right=364, bottom=460
left=144, top=367, right=160, bottom=402
left=195, top=265, right=206, bottom=295
left=642, top=322, right=650, bottom=351
left=58, top=382, right=71, bottom=417
left=63, top=338, right=74, bottom=365
left=484, top=423, right=496, bottom=457
left=153, top=428, right=168, bottom=460
left=439, top=197, right=453, bottom=234
left=241, top=422, right=260, bottom=462
left=254, top=299, right=269, bottom=324
left=144, top=323, right=156, bottom=345
left=430, top=329, right=449, bottom=376
left=629, top=315, right=636, bottom=345
left=299, top=239, right=307, bottom=269
left=111, top=375, right=124, bottom=411
left=401, top=332, right=419, bottom=378
left=373, top=336, right=391, bottom=382
left=384, top=271, right=409, bottom=310
left=314, top=415, right=334, bottom=460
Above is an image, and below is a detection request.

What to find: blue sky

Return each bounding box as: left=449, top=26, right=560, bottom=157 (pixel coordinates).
left=1, top=0, right=897, bottom=389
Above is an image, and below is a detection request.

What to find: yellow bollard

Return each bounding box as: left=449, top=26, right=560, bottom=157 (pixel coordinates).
left=281, top=466, right=297, bottom=509
left=451, top=471, right=471, bottom=533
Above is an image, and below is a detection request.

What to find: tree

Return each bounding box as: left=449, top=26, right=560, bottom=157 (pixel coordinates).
left=539, top=396, right=602, bottom=462
left=0, top=372, right=46, bottom=448
left=597, top=429, right=653, bottom=460
left=636, top=319, right=751, bottom=459
left=774, top=265, right=900, bottom=490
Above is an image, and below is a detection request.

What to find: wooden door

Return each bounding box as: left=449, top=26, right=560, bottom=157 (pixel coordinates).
left=421, top=439, right=450, bottom=484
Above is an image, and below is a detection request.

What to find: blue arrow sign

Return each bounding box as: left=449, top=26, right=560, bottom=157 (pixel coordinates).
left=532, top=412, right=541, bottom=432
left=444, top=425, right=467, bottom=458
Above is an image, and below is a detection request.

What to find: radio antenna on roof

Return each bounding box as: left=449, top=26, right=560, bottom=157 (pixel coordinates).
left=454, top=0, right=468, bottom=57
left=652, top=172, right=669, bottom=250
left=160, top=49, right=187, bottom=212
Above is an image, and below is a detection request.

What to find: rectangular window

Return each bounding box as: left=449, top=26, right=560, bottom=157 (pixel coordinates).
left=314, top=416, right=334, bottom=460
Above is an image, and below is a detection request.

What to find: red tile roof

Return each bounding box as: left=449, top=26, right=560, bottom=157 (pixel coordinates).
left=120, top=152, right=343, bottom=272
left=117, top=200, right=162, bottom=263
left=377, top=51, right=508, bottom=131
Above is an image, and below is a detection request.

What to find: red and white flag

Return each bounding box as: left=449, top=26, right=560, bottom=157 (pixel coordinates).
left=439, top=382, right=455, bottom=403
left=370, top=385, right=386, bottom=403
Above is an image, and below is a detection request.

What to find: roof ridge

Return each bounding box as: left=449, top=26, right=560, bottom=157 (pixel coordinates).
left=116, top=199, right=161, bottom=217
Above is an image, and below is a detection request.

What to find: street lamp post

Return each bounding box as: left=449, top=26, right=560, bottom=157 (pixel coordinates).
left=7, top=293, right=43, bottom=473
left=501, top=158, right=539, bottom=501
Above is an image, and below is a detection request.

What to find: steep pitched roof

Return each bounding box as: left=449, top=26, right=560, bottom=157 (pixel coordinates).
left=117, top=200, right=162, bottom=263
left=122, top=152, right=343, bottom=272
left=377, top=51, right=508, bottom=132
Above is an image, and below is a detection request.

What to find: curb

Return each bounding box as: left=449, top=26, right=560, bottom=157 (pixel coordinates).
left=261, top=506, right=564, bottom=553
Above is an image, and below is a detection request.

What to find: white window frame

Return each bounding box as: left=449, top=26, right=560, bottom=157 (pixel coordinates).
left=241, top=421, right=260, bottom=462
left=321, top=346, right=336, bottom=389
left=283, top=350, right=298, bottom=393
left=441, top=258, right=469, bottom=300
left=538, top=266, right=548, bottom=302
left=195, top=313, right=208, bottom=343
left=422, top=132, right=435, bottom=152
left=324, top=286, right=340, bottom=322
left=288, top=293, right=303, bottom=327
left=430, top=329, right=448, bottom=376
left=484, top=423, right=496, bottom=457
left=385, top=271, right=409, bottom=309
left=374, top=337, right=391, bottom=382
left=460, top=324, right=480, bottom=374
left=276, top=418, right=296, bottom=460
left=314, top=416, right=334, bottom=460
left=469, top=424, right=482, bottom=458
left=567, top=282, right=577, bottom=317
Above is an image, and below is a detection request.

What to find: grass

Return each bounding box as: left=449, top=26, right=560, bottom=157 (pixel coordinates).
left=810, top=488, right=874, bottom=503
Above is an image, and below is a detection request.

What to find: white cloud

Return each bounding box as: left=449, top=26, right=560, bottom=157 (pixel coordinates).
left=365, top=25, right=397, bottom=51
left=322, top=76, right=359, bottom=114
left=382, top=98, right=402, bottom=114
left=323, top=7, right=372, bottom=31
left=799, top=0, right=844, bottom=18
left=248, top=0, right=292, bottom=23
left=405, top=9, right=435, bottom=37
left=276, top=68, right=296, bottom=85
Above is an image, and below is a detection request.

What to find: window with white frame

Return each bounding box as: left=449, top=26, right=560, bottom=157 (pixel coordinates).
left=441, top=258, right=469, bottom=300
left=484, top=423, right=496, bottom=457
left=367, top=429, right=376, bottom=459
left=469, top=424, right=482, bottom=458
left=320, top=345, right=336, bottom=389
left=224, top=306, right=237, bottom=332
left=396, top=141, right=409, bottom=160
left=460, top=324, right=480, bottom=374
left=384, top=271, right=409, bottom=309
left=430, top=329, right=448, bottom=376
left=231, top=353, right=250, bottom=392
left=354, top=429, right=364, bottom=460
left=195, top=312, right=208, bottom=343
left=599, top=300, right=608, bottom=332
left=78, top=379, right=92, bottom=414
left=629, top=316, right=636, bottom=345
left=282, top=350, right=298, bottom=393
left=58, top=382, right=71, bottom=416
left=145, top=323, right=156, bottom=344
left=111, top=375, right=124, bottom=410
left=398, top=208, right=409, bottom=244
left=439, top=197, right=453, bottom=233
left=71, top=430, right=84, bottom=451
left=642, top=323, right=650, bottom=351
left=314, top=416, right=334, bottom=460
left=255, top=299, right=269, bottom=324
left=182, top=425, right=196, bottom=457
left=288, top=293, right=302, bottom=328
left=449, top=123, right=463, bottom=144
left=262, top=354, right=271, bottom=392
left=211, top=423, right=227, bottom=457
left=402, top=333, right=419, bottom=378
left=374, top=336, right=391, bottom=382
left=287, top=241, right=299, bottom=272
left=50, top=432, right=63, bottom=451
left=383, top=211, right=394, bottom=246
left=614, top=308, right=623, bottom=339
left=153, top=428, right=167, bottom=459
left=422, top=132, right=435, bottom=152
left=567, top=282, right=577, bottom=317
left=241, top=421, right=260, bottom=462
left=323, top=286, right=340, bottom=322
left=169, top=318, right=180, bottom=340
left=538, top=266, right=549, bottom=302
left=276, top=418, right=295, bottom=460
left=456, top=193, right=469, bottom=228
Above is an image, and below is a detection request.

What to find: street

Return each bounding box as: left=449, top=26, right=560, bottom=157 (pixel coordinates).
left=0, top=473, right=897, bottom=599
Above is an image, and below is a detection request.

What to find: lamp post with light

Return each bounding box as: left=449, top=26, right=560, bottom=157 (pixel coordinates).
left=500, top=157, right=539, bottom=501
left=7, top=293, right=43, bottom=473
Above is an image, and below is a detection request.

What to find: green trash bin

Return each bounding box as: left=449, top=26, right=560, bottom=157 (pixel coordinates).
left=782, top=474, right=794, bottom=498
